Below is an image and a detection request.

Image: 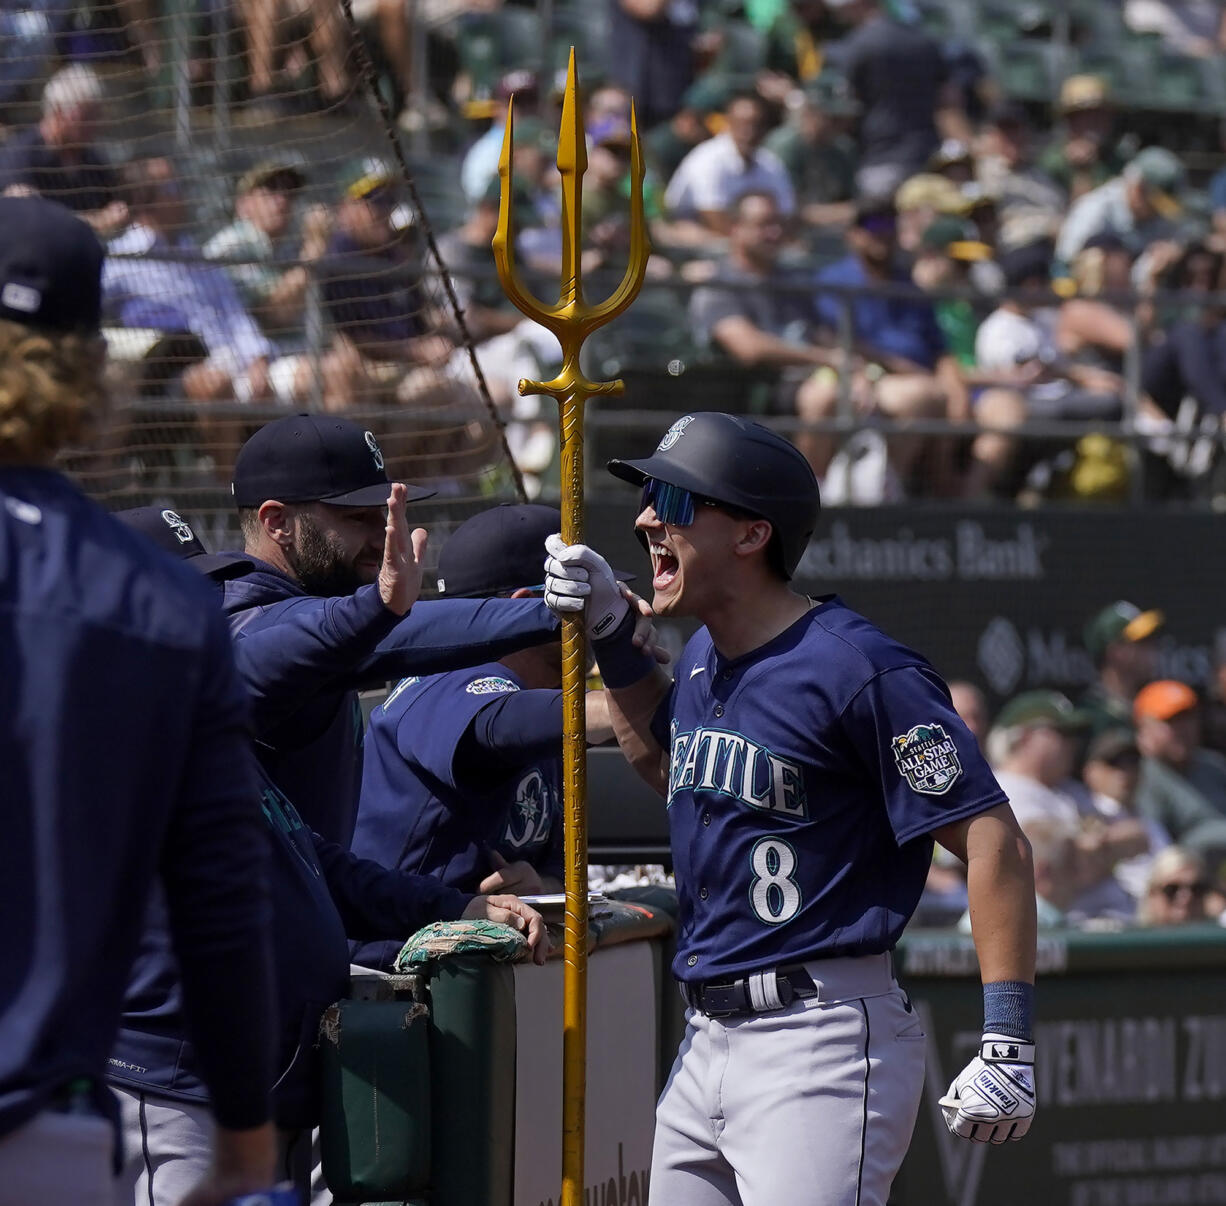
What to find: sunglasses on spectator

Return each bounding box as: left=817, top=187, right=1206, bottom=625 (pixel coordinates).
left=1152, top=880, right=1210, bottom=901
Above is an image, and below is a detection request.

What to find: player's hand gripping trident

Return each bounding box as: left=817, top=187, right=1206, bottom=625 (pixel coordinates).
left=492, top=47, right=651, bottom=1206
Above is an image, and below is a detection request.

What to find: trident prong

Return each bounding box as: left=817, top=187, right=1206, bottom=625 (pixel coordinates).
left=492, top=46, right=651, bottom=1206
left=492, top=46, right=652, bottom=403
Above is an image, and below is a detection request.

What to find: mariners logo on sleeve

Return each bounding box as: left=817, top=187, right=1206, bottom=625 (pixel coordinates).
left=892, top=723, right=963, bottom=795
left=466, top=676, right=520, bottom=696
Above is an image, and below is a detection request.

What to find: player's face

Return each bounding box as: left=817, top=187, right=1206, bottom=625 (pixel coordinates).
left=635, top=484, right=749, bottom=618
left=286, top=502, right=385, bottom=596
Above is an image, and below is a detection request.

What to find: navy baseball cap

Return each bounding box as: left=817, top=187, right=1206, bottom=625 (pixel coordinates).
left=231, top=414, right=436, bottom=508
left=116, top=505, right=254, bottom=581
left=0, top=196, right=103, bottom=334
left=436, top=502, right=634, bottom=597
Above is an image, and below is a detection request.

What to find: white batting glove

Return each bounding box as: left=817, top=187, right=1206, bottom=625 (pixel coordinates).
left=939, top=1034, right=1036, bottom=1144
left=543, top=534, right=628, bottom=639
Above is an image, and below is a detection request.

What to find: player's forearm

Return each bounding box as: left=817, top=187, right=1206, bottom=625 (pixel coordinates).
left=607, top=667, right=672, bottom=796
left=963, top=810, right=1037, bottom=986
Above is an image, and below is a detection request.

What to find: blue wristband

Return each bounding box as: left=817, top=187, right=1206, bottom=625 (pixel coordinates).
left=983, top=980, right=1034, bottom=1041
left=591, top=608, right=656, bottom=688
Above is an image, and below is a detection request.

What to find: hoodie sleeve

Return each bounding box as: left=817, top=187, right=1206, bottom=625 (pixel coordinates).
left=311, top=832, right=473, bottom=939
left=350, top=597, right=559, bottom=685
left=229, top=586, right=401, bottom=729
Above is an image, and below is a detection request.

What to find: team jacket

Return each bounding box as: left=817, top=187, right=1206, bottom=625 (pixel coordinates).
left=111, top=575, right=473, bottom=1126
left=350, top=663, right=565, bottom=970
left=109, top=771, right=470, bottom=1128
left=221, top=559, right=559, bottom=846
left=0, top=468, right=273, bottom=1139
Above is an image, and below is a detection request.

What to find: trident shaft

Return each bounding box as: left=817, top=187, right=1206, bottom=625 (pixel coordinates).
left=493, top=47, right=650, bottom=1206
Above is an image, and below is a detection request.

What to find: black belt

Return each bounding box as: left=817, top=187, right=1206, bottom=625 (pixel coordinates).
left=681, top=965, right=819, bottom=1018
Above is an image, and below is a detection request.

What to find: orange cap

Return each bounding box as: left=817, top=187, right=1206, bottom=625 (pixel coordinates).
left=1133, top=680, right=1198, bottom=723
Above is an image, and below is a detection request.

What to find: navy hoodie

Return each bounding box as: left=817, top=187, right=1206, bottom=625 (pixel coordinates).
left=0, top=468, right=274, bottom=1139
left=111, top=575, right=479, bottom=1126
left=222, top=558, right=559, bottom=846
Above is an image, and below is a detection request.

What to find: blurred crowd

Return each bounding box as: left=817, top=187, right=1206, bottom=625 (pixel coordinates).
left=922, top=599, right=1226, bottom=931
left=4, top=0, right=1226, bottom=500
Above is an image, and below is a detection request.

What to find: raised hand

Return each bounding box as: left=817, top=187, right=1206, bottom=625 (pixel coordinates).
left=378, top=482, right=428, bottom=617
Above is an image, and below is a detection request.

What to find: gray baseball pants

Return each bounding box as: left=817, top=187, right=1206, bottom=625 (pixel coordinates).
left=113, top=1086, right=319, bottom=1205
left=648, top=953, right=926, bottom=1206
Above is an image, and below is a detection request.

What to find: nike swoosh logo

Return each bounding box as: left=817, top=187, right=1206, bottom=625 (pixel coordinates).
left=690, top=666, right=706, bottom=678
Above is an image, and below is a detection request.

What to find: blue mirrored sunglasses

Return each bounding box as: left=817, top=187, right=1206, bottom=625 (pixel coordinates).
left=641, top=478, right=699, bottom=525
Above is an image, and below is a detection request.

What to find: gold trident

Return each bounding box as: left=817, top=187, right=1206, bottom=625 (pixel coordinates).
left=493, top=46, right=650, bottom=1206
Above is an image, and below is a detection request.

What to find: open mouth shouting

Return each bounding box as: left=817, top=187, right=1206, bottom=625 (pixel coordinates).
left=650, top=539, right=680, bottom=593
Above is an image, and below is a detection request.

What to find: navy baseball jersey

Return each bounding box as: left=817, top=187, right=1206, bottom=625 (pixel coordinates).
left=351, top=663, right=563, bottom=967
left=658, top=596, right=1006, bottom=982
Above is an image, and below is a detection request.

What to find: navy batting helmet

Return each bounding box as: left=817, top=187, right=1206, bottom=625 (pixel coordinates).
left=607, top=412, right=820, bottom=579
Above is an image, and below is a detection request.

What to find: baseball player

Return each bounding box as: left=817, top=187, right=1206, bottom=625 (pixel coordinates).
left=0, top=196, right=279, bottom=1206
left=544, top=412, right=1038, bottom=1206
left=351, top=502, right=626, bottom=969
left=221, top=413, right=565, bottom=846
left=108, top=502, right=547, bottom=1206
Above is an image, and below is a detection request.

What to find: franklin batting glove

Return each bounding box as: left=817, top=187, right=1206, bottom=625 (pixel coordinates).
left=939, top=1033, right=1036, bottom=1144
left=543, top=534, right=628, bottom=638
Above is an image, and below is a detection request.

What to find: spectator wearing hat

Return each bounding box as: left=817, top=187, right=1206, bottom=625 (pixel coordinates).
left=0, top=64, right=127, bottom=238
left=460, top=69, right=541, bottom=204
left=1138, top=847, right=1223, bottom=925
left=103, top=156, right=279, bottom=405
left=976, top=101, right=1066, bottom=253
left=825, top=0, right=969, bottom=199
left=1134, top=681, right=1226, bottom=835
left=350, top=502, right=625, bottom=968
left=893, top=171, right=969, bottom=255
left=1080, top=600, right=1164, bottom=734
left=986, top=690, right=1142, bottom=923
left=1056, top=147, right=1186, bottom=275
left=763, top=75, right=858, bottom=229
left=317, top=160, right=458, bottom=410
left=908, top=215, right=1036, bottom=497
left=975, top=239, right=1125, bottom=437
left=987, top=691, right=1093, bottom=826
left=221, top=413, right=564, bottom=846
left=204, top=161, right=331, bottom=352
left=912, top=215, right=993, bottom=367
left=1083, top=727, right=1172, bottom=902
left=1038, top=75, right=1126, bottom=204
left=663, top=92, right=795, bottom=239
left=800, top=199, right=967, bottom=493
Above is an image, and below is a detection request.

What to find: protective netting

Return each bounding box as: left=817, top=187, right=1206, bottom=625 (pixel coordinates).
left=3, top=0, right=526, bottom=544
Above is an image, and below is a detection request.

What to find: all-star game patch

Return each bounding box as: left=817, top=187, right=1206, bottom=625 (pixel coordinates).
left=891, top=723, right=963, bottom=795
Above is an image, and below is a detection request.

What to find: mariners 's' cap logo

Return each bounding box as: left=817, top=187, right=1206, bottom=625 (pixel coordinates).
left=657, top=415, right=695, bottom=452
left=892, top=722, right=963, bottom=795
left=160, top=509, right=195, bottom=545
left=365, top=430, right=385, bottom=472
